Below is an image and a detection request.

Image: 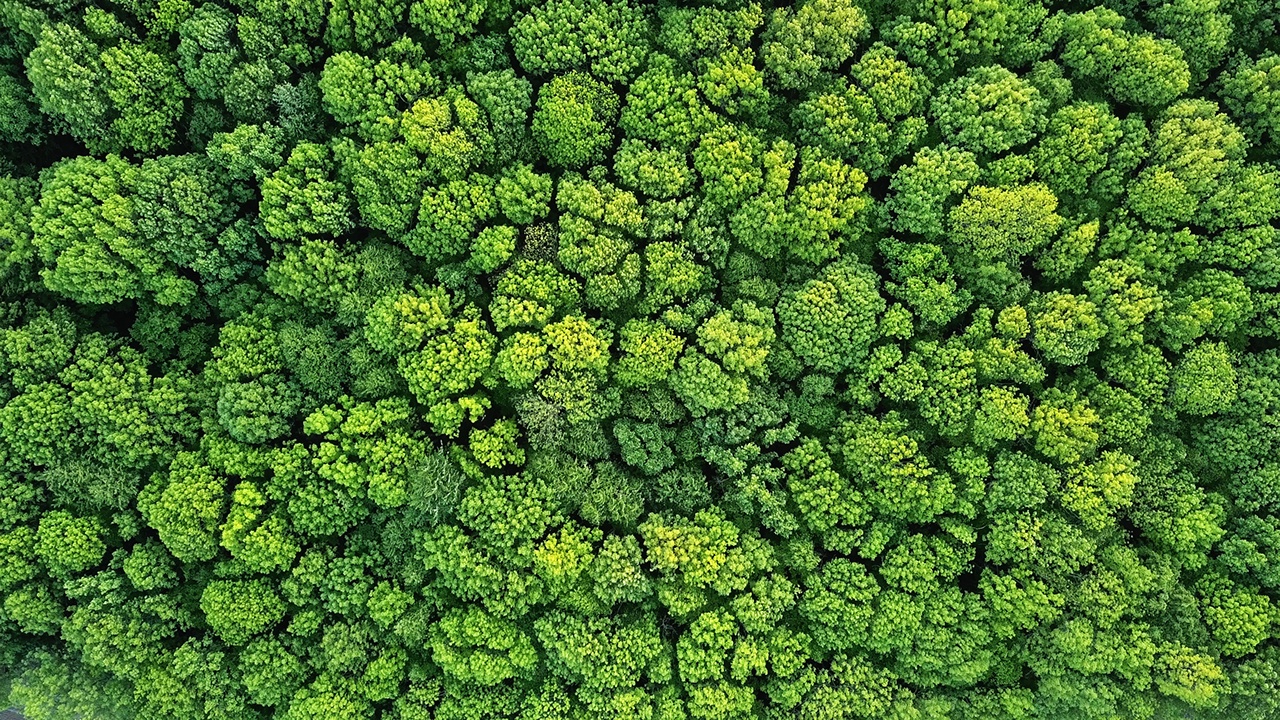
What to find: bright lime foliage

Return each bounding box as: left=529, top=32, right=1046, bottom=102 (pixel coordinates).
left=3, top=2, right=1280, bottom=719
left=777, top=259, right=883, bottom=374
left=931, top=64, right=1048, bottom=155
left=1172, top=341, right=1239, bottom=416
left=200, top=579, right=288, bottom=645
left=34, top=512, right=105, bottom=578
left=532, top=71, right=619, bottom=169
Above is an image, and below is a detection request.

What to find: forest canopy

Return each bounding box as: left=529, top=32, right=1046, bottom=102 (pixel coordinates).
left=1, top=0, right=1280, bottom=718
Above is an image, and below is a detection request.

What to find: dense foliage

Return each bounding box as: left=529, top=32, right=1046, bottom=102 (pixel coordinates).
left=1, top=0, right=1280, bottom=717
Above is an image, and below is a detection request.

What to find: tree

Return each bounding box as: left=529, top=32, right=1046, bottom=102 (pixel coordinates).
left=431, top=606, right=539, bottom=685
left=776, top=260, right=883, bottom=374
left=401, top=88, right=494, bottom=181
left=532, top=71, right=619, bottom=169
left=327, top=0, right=408, bottom=52
left=837, top=412, right=954, bottom=524
left=467, top=69, right=535, bottom=166
left=239, top=638, right=309, bottom=708
left=614, top=140, right=693, bottom=200
left=200, top=579, right=288, bottom=645
left=35, top=511, right=105, bottom=578
left=0, top=316, right=196, bottom=479
left=490, top=258, right=582, bottom=332
left=887, top=144, right=980, bottom=240
left=0, top=64, right=44, bottom=144
left=31, top=155, right=195, bottom=306
left=931, top=65, right=1048, bottom=155
left=1223, top=53, right=1280, bottom=145
left=260, top=142, right=354, bottom=240
left=671, top=301, right=775, bottom=416
left=1128, top=99, right=1247, bottom=229
left=1032, top=102, right=1122, bottom=197
left=131, top=153, right=243, bottom=284
left=26, top=24, right=187, bottom=153
left=1171, top=341, right=1237, bottom=416
left=1029, top=291, right=1107, bottom=366
left=344, top=140, right=424, bottom=238
left=616, top=319, right=683, bottom=388
left=139, top=452, right=227, bottom=563
left=761, top=0, right=869, bottom=90
left=203, top=315, right=305, bottom=444
left=554, top=170, right=643, bottom=310
left=318, top=47, right=435, bottom=141
left=511, top=0, right=651, bottom=84
left=728, top=145, right=871, bottom=265
left=405, top=172, right=497, bottom=262
left=1059, top=7, right=1191, bottom=107
left=784, top=440, right=867, bottom=553
left=1031, top=389, right=1100, bottom=466
left=496, top=164, right=553, bottom=225
left=1147, top=0, right=1232, bottom=84
left=365, top=288, right=496, bottom=434
left=948, top=183, right=1062, bottom=268
left=8, top=1, right=1280, bottom=716
left=620, top=55, right=718, bottom=150
left=639, top=507, right=761, bottom=617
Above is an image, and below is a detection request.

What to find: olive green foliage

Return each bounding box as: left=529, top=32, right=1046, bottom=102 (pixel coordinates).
left=2, top=1, right=1280, bottom=719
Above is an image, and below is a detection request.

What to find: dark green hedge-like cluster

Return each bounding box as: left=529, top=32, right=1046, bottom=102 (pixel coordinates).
left=3, top=0, right=1280, bottom=717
